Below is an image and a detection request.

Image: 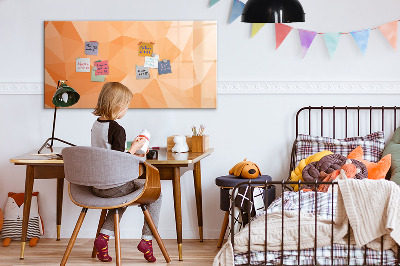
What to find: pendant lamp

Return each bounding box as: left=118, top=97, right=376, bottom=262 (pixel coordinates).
left=241, top=0, right=305, bottom=23
left=38, top=80, right=80, bottom=154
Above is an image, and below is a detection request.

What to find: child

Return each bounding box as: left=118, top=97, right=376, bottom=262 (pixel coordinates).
left=91, top=82, right=162, bottom=263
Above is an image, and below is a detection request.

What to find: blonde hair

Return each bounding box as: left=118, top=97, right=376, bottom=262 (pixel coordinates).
left=93, top=82, right=133, bottom=120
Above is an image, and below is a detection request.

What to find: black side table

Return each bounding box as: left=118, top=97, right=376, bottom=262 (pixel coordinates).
left=215, top=175, right=275, bottom=248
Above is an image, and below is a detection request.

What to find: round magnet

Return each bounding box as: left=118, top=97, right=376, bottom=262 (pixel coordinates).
left=163, top=59, right=167, bottom=63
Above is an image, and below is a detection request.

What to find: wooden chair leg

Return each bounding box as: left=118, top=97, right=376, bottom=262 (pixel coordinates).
left=91, top=209, right=108, bottom=258
left=217, top=211, right=230, bottom=248
left=114, top=210, right=121, bottom=266
left=141, top=205, right=171, bottom=263
left=60, top=208, right=88, bottom=266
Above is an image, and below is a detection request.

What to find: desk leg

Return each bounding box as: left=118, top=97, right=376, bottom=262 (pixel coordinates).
left=56, top=178, right=64, bottom=241
left=20, top=165, right=34, bottom=259
left=172, top=167, right=183, bottom=261
left=193, top=161, right=203, bottom=242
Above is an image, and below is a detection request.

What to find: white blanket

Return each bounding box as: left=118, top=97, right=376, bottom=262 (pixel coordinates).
left=214, top=179, right=400, bottom=266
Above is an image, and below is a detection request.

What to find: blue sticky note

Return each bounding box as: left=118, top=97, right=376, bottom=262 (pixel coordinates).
left=158, top=60, right=172, bottom=75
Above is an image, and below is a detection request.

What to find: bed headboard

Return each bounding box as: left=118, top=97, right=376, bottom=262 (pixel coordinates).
left=290, top=106, right=400, bottom=179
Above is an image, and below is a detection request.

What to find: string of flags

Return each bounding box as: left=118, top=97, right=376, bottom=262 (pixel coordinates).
left=209, top=0, right=399, bottom=58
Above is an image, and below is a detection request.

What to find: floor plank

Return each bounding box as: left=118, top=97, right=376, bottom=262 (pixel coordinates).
left=0, top=239, right=221, bottom=265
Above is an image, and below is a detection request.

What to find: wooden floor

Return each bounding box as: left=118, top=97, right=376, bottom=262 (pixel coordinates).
left=0, top=239, right=222, bottom=265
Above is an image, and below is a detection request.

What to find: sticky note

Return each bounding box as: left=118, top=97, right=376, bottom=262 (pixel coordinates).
left=91, top=66, right=105, bottom=82
left=136, top=65, right=150, bottom=79
left=138, top=42, right=154, bottom=57
left=76, top=58, right=90, bottom=72
left=144, top=55, right=159, bottom=68
left=94, top=60, right=109, bottom=75
left=158, top=60, right=172, bottom=75
left=85, top=41, right=98, bottom=55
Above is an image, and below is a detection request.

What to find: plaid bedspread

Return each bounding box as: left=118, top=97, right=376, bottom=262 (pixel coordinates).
left=234, top=191, right=397, bottom=265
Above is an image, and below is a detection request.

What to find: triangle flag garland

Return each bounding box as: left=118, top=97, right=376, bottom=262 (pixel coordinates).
left=229, top=0, right=245, bottom=24
left=298, top=29, right=317, bottom=58
left=378, top=21, right=398, bottom=50
left=251, top=23, right=266, bottom=38
left=323, top=33, right=341, bottom=58
left=275, top=23, right=293, bottom=49
left=209, top=0, right=220, bottom=7
left=351, top=29, right=370, bottom=55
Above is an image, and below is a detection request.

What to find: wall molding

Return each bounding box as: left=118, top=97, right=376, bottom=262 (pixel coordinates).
left=1, top=81, right=400, bottom=95
left=217, top=81, right=400, bottom=94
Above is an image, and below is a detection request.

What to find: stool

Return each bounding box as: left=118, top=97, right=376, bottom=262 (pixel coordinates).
left=215, top=175, right=275, bottom=248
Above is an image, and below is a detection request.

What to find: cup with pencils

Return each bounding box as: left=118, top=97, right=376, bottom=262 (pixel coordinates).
left=191, top=124, right=209, bottom=152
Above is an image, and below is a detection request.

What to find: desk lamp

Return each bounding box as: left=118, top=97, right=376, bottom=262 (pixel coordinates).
left=241, top=0, right=305, bottom=23
left=38, top=80, right=80, bottom=154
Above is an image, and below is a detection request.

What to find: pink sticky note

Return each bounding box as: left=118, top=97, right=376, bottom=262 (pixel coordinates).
left=94, top=60, right=109, bottom=76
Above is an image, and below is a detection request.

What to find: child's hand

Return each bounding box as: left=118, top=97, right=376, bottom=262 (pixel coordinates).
left=129, top=137, right=147, bottom=154
left=134, top=148, right=149, bottom=157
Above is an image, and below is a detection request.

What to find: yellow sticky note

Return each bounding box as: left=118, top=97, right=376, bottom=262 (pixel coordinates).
left=138, top=42, right=154, bottom=57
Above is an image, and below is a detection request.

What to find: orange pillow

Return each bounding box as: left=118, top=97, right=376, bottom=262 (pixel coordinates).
left=347, top=146, right=391, bottom=180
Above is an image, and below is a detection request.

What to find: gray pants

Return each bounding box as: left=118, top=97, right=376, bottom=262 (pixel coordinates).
left=92, top=180, right=162, bottom=240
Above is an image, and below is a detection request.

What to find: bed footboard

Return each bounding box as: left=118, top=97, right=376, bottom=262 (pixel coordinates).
left=230, top=180, right=400, bottom=266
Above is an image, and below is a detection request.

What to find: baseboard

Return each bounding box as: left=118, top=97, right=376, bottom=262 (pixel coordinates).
left=2, top=81, right=400, bottom=95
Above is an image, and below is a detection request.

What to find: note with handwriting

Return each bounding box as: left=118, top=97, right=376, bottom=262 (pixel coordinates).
left=136, top=65, right=150, bottom=79
left=85, top=41, right=98, bottom=55
left=144, top=55, right=159, bottom=68
left=76, top=58, right=90, bottom=72
left=158, top=59, right=172, bottom=75
left=91, top=66, right=106, bottom=82
left=94, top=60, right=109, bottom=75
left=138, top=42, right=154, bottom=57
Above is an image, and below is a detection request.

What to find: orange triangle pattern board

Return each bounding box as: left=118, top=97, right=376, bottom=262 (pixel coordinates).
left=44, top=21, right=217, bottom=109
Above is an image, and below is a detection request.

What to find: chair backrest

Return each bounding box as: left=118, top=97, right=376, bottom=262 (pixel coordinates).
left=62, top=146, right=145, bottom=187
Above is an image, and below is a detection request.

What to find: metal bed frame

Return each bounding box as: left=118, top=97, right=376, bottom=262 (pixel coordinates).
left=230, top=106, right=400, bottom=266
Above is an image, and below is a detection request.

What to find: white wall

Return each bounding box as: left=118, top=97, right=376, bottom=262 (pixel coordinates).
left=1, top=0, right=400, bottom=239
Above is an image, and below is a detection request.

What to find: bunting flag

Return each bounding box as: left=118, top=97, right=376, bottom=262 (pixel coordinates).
left=378, top=21, right=398, bottom=50
left=323, top=33, right=341, bottom=58
left=251, top=23, right=266, bottom=38
left=351, top=29, right=370, bottom=55
left=229, top=0, right=245, bottom=24
left=209, top=0, right=220, bottom=7
left=298, top=29, right=317, bottom=58
left=275, top=23, right=293, bottom=49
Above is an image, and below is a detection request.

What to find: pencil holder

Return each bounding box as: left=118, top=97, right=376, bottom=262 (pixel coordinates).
left=191, top=135, right=209, bottom=153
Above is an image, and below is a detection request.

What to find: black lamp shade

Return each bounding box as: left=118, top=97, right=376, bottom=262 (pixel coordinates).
left=52, top=82, right=80, bottom=107
left=241, top=0, right=305, bottom=23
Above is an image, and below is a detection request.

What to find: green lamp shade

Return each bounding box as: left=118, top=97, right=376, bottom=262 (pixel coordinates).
left=52, top=82, right=80, bottom=107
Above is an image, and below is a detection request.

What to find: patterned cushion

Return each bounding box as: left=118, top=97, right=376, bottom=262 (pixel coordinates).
left=295, top=131, right=385, bottom=166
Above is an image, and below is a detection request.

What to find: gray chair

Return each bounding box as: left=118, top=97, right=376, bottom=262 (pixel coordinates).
left=60, top=146, right=171, bottom=265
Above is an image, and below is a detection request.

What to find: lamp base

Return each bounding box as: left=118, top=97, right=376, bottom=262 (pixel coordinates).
left=38, top=137, right=76, bottom=154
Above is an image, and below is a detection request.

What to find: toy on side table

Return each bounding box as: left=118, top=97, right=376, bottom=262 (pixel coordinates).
left=229, top=159, right=261, bottom=179
left=1, top=192, right=44, bottom=247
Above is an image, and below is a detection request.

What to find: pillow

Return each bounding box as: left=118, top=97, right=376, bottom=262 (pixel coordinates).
left=382, top=126, right=400, bottom=184
left=289, top=150, right=333, bottom=191
left=295, top=131, right=385, bottom=167
left=347, top=146, right=391, bottom=180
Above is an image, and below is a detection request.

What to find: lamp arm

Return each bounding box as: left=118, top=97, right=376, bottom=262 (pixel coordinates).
left=50, top=106, right=57, bottom=148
